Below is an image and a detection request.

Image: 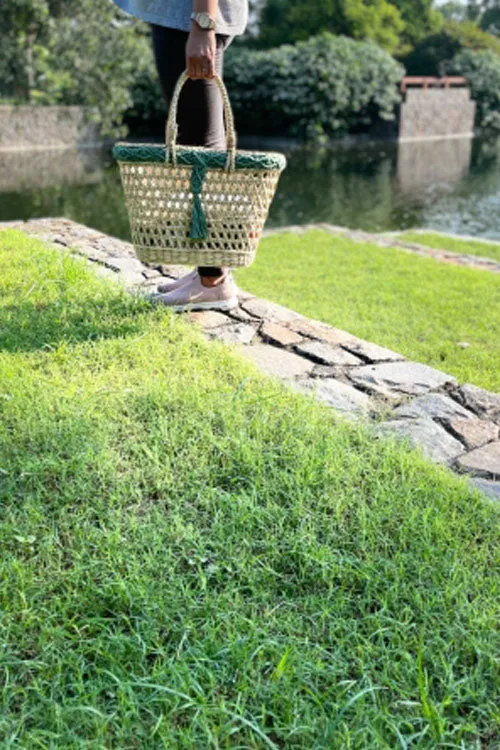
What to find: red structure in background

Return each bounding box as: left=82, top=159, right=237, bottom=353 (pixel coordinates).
left=400, top=76, right=468, bottom=94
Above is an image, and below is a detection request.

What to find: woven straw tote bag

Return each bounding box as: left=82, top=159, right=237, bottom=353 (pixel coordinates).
left=113, top=71, right=286, bottom=267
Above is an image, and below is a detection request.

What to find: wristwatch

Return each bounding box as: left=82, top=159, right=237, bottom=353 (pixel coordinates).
left=190, top=11, right=216, bottom=30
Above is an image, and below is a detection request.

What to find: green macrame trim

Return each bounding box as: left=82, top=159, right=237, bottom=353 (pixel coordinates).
left=113, top=142, right=286, bottom=171
left=189, top=162, right=208, bottom=240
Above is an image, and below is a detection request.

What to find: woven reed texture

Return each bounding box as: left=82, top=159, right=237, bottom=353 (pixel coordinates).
left=120, top=158, right=282, bottom=266
left=115, top=71, right=285, bottom=267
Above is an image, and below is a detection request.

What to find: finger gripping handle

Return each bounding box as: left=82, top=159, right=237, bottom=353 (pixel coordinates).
left=165, top=70, right=237, bottom=170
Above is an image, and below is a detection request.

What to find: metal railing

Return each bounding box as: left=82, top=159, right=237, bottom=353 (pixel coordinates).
left=400, top=76, right=468, bottom=94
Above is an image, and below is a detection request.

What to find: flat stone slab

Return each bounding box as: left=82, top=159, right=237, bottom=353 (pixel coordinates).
left=393, top=393, right=473, bottom=420
left=453, top=384, right=500, bottom=423
left=295, top=340, right=362, bottom=366
left=240, top=343, right=314, bottom=379
left=342, top=339, right=404, bottom=363
left=103, top=256, right=147, bottom=274
left=456, top=442, right=500, bottom=479
left=444, top=417, right=498, bottom=450
left=141, top=267, right=162, bottom=280
left=157, top=264, right=192, bottom=279
left=311, top=364, right=346, bottom=379
left=97, top=236, right=137, bottom=259
left=260, top=321, right=304, bottom=347
left=470, top=478, right=500, bottom=500
left=240, top=298, right=300, bottom=323
left=286, top=318, right=355, bottom=346
left=376, top=418, right=465, bottom=464
left=208, top=323, right=257, bottom=346
left=227, top=306, right=255, bottom=323
left=188, top=310, right=231, bottom=329
left=118, top=271, right=149, bottom=289
left=23, top=218, right=139, bottom=258
left=295, top=378, right=371, bottom=416
left=237, top=290, right=256, bottom=302
left=349, top=361, right=456, bottom=397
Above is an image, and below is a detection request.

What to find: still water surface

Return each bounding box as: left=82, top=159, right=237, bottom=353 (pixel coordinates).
left=1, top=136, right=500, bottom=240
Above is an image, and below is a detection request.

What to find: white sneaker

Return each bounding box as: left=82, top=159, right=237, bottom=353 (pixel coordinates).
left=152, top=272, right=238, bottom=312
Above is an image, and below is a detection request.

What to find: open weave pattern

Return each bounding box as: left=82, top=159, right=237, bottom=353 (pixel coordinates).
left=119, top=160, right=282, bottom=266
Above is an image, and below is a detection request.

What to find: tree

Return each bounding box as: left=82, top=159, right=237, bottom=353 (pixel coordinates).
left=0, top=0, right=153, bottom=137
left=455, top=49, right=500, bottom=131
left=480, top=3, right=500, bottom=35
left=258, top=0, right=405, bottom=53
left=466, top=1, right=482, bottom=21
left=440, top=1, right=468, bottom=22
left=0, top=0, right=51, bottom=100
left=466, top=0, right=500, bottom=26
left=35, top=0, right=152, bottom=136
left=386, top=0, right=444, bottom=51
left=403, top=19, right=500, bottom=75
left=0, top=0, right=87, bottom=100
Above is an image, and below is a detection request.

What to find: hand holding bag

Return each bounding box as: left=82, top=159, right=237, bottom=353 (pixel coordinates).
left=113, top=71, right=286, bottom=267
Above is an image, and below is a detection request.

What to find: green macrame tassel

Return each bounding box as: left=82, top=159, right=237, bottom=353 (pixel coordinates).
left=190, top=193, right=208, bottom=240
left=189, top=162, right=208, bottom=240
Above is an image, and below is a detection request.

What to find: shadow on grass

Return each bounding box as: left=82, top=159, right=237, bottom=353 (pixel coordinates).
left=0, top=294, right=150, bottom=354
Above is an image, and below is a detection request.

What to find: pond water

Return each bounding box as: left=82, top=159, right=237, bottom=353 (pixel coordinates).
left=2, top=135, right=500, bottom=240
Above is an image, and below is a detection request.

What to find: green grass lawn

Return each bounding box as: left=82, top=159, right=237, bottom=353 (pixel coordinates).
left=236, top=230, right=500, bottom=392
left=396, top=231, right=500, bottom=263
left=1, top=229, right=499, bottom=748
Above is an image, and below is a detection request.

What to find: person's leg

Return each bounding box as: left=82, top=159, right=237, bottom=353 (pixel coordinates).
left=151, top=25, right=231, bottom=282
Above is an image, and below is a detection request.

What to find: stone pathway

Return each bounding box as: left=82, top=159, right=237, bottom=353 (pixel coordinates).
left=2, top=217, right=499, bottom=500
left=263, top=223, right=500, bottom=274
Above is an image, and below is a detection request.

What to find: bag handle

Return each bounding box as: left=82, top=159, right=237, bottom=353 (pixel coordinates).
left=165, top=70, right=237, bottom=171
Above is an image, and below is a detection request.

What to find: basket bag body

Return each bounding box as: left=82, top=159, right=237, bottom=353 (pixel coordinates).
left=113, top=71, right=286, bottom=267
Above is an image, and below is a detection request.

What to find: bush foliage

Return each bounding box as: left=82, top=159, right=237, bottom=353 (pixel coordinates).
left=403, top=20, right=500, bottom=74
left=257, top=0, right=443, bottom=55
left=224, top=33, right=404, bottom=140
left=0, top=0, right=152, bottom=138
left=258, top=0, right=405, bottom=54
left=455, top=49, right=500, bottom=131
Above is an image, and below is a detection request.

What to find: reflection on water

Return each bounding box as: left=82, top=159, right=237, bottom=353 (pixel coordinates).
left=268, top=136, right=500, bottom=240
left=1, top=137, right=500, bottom=240
left=397, top=137, right=473, bottom=192
left=0, top=146, right=104, bottom=192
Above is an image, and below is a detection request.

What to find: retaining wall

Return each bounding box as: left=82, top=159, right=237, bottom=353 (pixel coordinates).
left=399, top=88, right=476, bottom=141
left=0, top=106, right=100, bottom=149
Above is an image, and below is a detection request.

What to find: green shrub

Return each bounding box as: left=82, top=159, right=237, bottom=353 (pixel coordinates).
left=0, top=0, right=154, bottom=139
left=258, top=0, right=405, bottom=54
left=123, top=68, right=167, bottom=138
left=454, top=49, right=500, bottom=132
left=224, top=33, right=404, bottom=140
left=480, top=6, right=500, bottom=36
left=403, top=20, right=500, bottom=75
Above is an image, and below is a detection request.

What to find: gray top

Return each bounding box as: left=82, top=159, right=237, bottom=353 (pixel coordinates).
left=112, top=0, right=248, bottom=36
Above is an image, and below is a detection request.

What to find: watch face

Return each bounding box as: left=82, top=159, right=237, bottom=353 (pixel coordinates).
left=199, top=12, right=210, bottom=27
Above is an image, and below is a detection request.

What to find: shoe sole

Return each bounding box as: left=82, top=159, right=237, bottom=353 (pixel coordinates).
left=167, top=296, right=239, bottom=313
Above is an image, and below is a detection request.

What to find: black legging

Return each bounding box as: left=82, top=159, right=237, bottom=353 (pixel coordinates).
left=151, top=24, right=232, bottom=277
